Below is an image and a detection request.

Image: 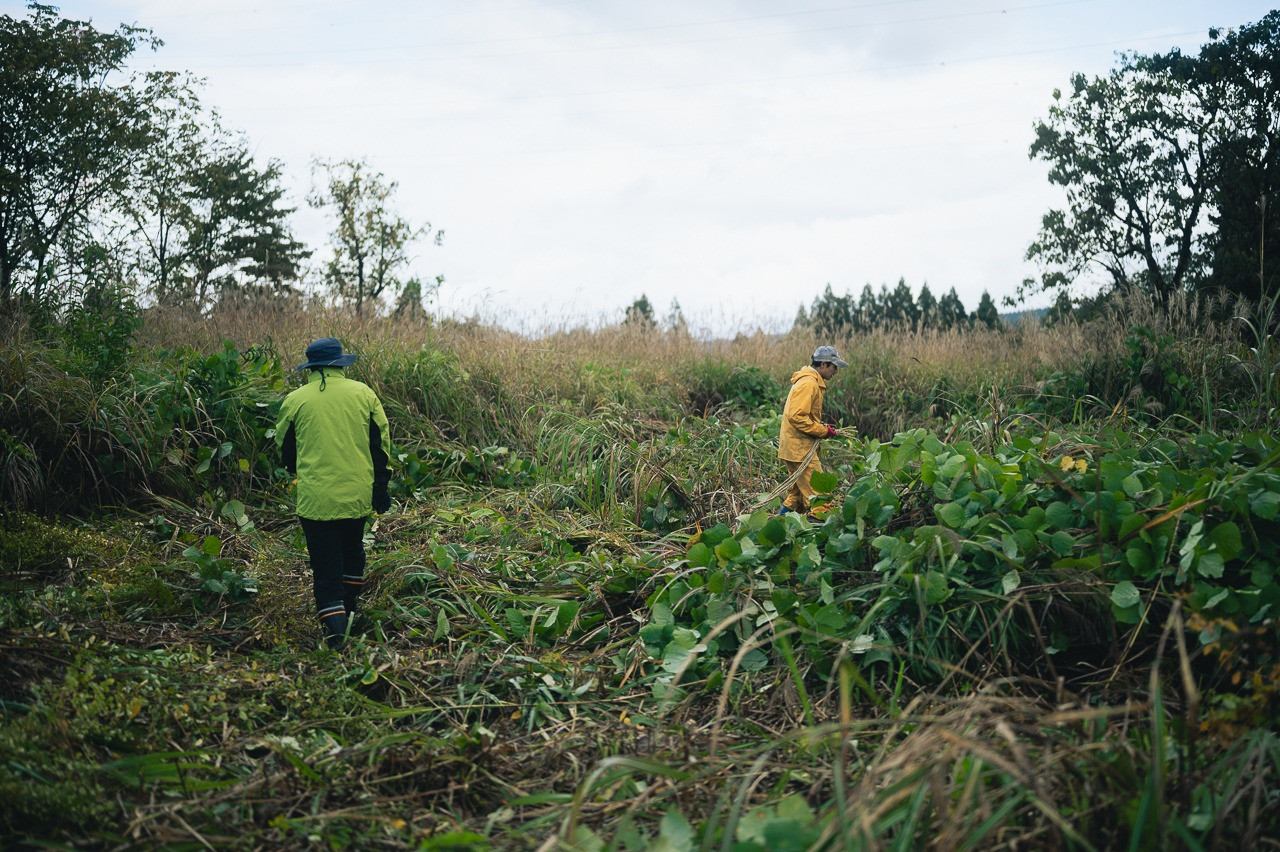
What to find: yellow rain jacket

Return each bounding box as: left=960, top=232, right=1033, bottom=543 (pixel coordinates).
left=778, top=366, right=829, bottom=462
left=275, top=368, right=392, bottom=520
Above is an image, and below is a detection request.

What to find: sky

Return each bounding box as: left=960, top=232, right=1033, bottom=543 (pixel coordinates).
left=14, top=0, right=1278, bottom=333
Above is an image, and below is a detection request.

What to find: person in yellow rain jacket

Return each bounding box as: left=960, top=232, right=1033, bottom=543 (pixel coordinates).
left=276, top=338, right=392, bottom=649
left=778, top=345, right=847, bottom=516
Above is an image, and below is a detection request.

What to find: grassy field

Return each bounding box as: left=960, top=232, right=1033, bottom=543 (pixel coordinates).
left=2, top=295, right=1278, bottom=849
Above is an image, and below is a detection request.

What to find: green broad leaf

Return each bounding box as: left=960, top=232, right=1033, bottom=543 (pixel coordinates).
left=434, top=608, right=449, bottom=639
left=1126, top=543, right=1153, bottom=573
left=686, top=542, right=713, bottom=568
left=814, top=605, right=845, bottom=632
left=938, top=453, right=966, bottom=480
left=872, top=535, right=898, bottom=553
left=1001, top=533, right=1019, bottom=560
left=505, top=608, right=529, bottom=634
left=739, top=648, right=768, bottom=671
left=1119, top=512, right=1147, bottom=540
left=715, top=537, right=742, bottom=562
left=1111, top=580, right=1141, bottom=609
left=201, top=535, right=221, bottom=557
left=1250, top=490, right=1280, bottom=520
left=921, top=571, right=951, bottom=605
left=1204, top=587, right=1230, bottom=609
left=639, top=623, right=669, bottom=646
left=776, top=794, right=816, bottom=823
left=701, top=523, right=733, bottom=547
left=1208, top=522, right=1243, bottom=562
left=1049, top=530, right=1075, bottom=556
left=1045, top=501, right=1073, bottom=530
left=1196, top=552, right=1225, bottom=579
left=798, top=542, right=821, bottom=570
left=758, top=518, right=787, bottom=547
left=651, top=602, right=674, bottom=628
left=810, top=470, right=838, bottom=493
left=654, top=810, right=695, bottom=852
left=1121, top=475, right=1143, bottom=498
left=707, top=569, right=726, bottom=594
left=360, top=667, right=378, bottom=685
left=1001, top=571, right=1021, bottom=595
left=936, top=502, right=965, bottom=528
left=1013, top=528, right=1037, bottom=555
left=827, top=532, right=859, bottom=554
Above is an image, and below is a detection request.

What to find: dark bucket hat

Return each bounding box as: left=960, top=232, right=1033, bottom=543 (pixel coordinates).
left=297, top=337, right=357, bottom=371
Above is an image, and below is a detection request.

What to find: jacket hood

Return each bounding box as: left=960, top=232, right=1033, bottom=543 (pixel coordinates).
left=790, top=365, right=825, bottom=388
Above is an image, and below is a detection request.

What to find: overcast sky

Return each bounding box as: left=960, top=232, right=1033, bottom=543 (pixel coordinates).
left=20, top=0, right=1278, bottom=333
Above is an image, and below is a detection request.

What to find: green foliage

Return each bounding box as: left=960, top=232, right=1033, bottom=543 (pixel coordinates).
left=645, top=425, right=1280, bottom=685
left=0, top=3, right=156, bottom=305
left=624, top=294, right=656, bottom=328
left=182, top=534, right=258, bottom=599
left=1027, top=11, right=1280, bottom=303
left=307, top=157, right=442, bottom=316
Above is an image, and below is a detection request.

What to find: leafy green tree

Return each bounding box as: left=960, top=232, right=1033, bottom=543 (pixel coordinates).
left=1045, top=289, right=1075, bottom=325
left=1193, top=16, right=1280, bottom=303
left=664, top=298, right=688, bottom=334
left=937, top=287, right=968, bottom=330
left=857, top=283, right=880, bottom=330
left=809, top=284, right=854, bottom=336
left=1027, top=14, right=1280, bottom=304
left=916, top=282, right=938, bottom=329
left=624, top=294, right=656, bottom=328
left=974, top=290, right=1001, bottom=329
left=119, top=77, right=307, bottom=309
left=884, top=278, right=918, bottom=328
left=0, top=3, right=156, bottom=307
left=185, top=143, right=308, bottom=306
left=308, top=158, right=440, bottom=316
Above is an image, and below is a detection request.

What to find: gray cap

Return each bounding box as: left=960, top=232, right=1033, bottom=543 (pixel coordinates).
left=812, top=345, right=848, bottom=368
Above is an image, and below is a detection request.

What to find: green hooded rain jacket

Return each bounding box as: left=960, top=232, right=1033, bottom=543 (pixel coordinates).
left=275, top=368, right=392, bottom=520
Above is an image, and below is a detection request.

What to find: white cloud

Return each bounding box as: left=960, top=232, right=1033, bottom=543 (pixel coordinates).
left=28, top=0, right=1277, bottom=331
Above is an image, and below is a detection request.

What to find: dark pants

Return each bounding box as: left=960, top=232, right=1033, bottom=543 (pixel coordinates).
left=299, top=517, right=367, bottom=619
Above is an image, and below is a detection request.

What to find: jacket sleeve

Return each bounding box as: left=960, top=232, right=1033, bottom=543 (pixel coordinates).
left=786, top=378, right=829, bottom=437
left=275, top=399, right=298, bottom=474
left=368, top=395, right=392, bottom=495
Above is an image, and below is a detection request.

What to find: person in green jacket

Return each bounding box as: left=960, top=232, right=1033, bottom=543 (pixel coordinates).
left=777, top=345, right=847, bottom=516
left=276, top=337, right=392, bottom=649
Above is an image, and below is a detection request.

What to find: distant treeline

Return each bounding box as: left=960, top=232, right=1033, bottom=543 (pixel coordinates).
left=795, top=280, right=1005, bottom=334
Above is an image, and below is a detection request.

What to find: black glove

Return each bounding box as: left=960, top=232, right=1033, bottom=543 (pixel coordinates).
left=373, top=487, right=391, bottom=514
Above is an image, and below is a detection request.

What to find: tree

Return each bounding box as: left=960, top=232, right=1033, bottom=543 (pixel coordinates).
left=0, top=3, right=156, bottom=307
left=916, top=282, right=938, bottom=329
left=624, top=294, right=656, bottom=328
left=185, top=143, right=308, bottom=306
left=1192, top=16, right=1280, bottom=303
left=1045, top=289, right=1075, bottom=325
left=974, top=291, right=1001, bottom=329
left=1026, top=13, right=1280, bottom=304
left=937, top=287, right=968, bottom=330
left=809, top=284, right=854, bottom=336
left=119, top=77, right=307, bottom=309
left=884, top=278, right=918, bottom=328
left=857, top=283, right=880, bottom=330
left=308, top=158, right=440, bottom=316
left=664, top=298, right=688, bottom=334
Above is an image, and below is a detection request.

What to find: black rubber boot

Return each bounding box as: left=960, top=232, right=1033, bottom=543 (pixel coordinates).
left=321, top=611, right=349, bottom=650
